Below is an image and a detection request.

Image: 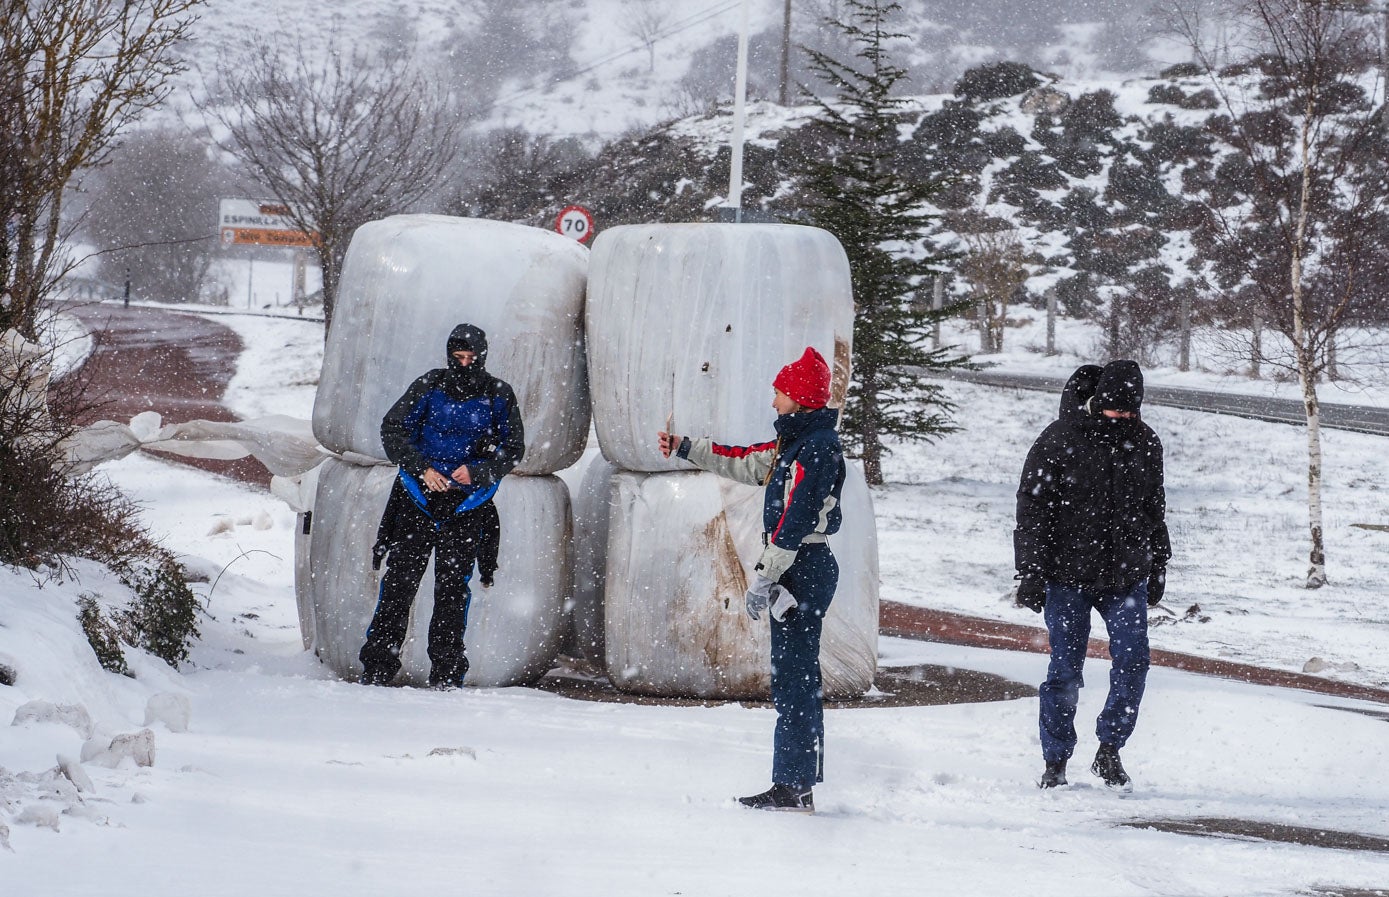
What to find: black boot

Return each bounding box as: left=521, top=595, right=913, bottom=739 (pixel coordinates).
left=1038, top=758, right=1068, bottom=789
left=737, top=784, right=814, bottom=814
left=359, top=666, right=394, bottom=687
left=428, top=654, right=470, bottom=690
left=1091, top=744, right=1132, bottom=792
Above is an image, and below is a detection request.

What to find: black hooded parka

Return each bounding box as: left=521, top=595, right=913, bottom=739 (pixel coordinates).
left=1014, top=362, right=1172, bottom=591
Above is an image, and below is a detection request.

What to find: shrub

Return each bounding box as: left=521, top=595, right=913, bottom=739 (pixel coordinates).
left=114, top=547, right=200, bottom=668
left=78, top=594, right=131, bottom=676
left=954, top=62, right=1042, bottom=102
left=3, top=336, right=202, bottom=668
left=1160, top=62, right=1204, bottom=79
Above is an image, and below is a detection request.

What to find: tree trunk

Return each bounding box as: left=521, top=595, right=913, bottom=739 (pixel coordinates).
left=1300, top=362, right=1328, bottom=588
left=317, top=231, right=341, bottom=337
left=858, top=374, right=883, bottom=486
left=1292, top=93, right=1327, bottom=588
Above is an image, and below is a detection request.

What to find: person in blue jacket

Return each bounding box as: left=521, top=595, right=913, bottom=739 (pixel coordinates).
left=659, top=347, right=846, bottom=814
left=359, top=323, right=524, bottom=689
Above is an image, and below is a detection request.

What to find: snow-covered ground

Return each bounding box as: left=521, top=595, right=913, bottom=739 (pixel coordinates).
left=4, top=310, right=1389, bottom=893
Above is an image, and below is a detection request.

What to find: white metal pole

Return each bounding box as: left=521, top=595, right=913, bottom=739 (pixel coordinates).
left=727, top=0, right=751, bottom=220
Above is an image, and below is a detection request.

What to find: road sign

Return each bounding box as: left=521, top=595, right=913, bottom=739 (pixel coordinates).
left=218, top=199, right=316, bottom=247
left=556, top=205, right=595, bottom=243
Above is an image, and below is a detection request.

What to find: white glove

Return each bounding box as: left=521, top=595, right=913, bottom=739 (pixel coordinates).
left=769, top=585, right=799, bottom=622
left=744, top=574, right=775, bottom=620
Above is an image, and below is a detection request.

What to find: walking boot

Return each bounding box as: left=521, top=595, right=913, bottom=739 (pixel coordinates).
left=737, top=784, right=814, bottom=814
left=358, top=666, right=393, bottom=687
left=1091, top=744, right=1132, bottom=792
left=1038, top=758, right=1068, bottom=789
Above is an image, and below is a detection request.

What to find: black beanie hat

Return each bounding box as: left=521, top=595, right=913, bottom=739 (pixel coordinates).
left=446, top=323, right=488, bottom=368
left=1094, top=359, right=1144, bottom=414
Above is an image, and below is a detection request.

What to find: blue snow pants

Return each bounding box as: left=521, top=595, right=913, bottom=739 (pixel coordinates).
left=1039, top=578, right=1150, bottom=763
left=770, top=542, right=838, bottom=790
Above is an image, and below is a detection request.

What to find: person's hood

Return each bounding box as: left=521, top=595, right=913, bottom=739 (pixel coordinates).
left=1059, top=364, right=1104, bottom=422
left=1093, top=359, right=1144, bottom=415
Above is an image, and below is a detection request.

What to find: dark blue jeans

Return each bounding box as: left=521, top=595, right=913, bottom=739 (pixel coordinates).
left=770, top=543, right=838, bottom=790
left=1039, top=579, right=1150, bottom=764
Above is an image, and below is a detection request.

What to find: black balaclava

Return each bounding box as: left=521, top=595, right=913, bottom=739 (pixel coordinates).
left=444, top=323, right=488, bottom=396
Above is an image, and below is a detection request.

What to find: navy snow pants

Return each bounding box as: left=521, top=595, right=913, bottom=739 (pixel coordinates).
left=1039, top=578, right=1150, bottom=763
left=359, top=501, right=484, bottom=685
left=770, top=542, right=838, bottom=790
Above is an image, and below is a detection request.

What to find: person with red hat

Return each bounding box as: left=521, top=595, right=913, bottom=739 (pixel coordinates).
left=658, top=346, right=846, bottom=814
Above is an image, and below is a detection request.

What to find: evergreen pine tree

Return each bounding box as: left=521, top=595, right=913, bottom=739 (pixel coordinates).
left=796, top=0, right=966, bottom=485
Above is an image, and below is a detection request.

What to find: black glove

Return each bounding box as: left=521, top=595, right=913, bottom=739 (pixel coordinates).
left=1147, top=568, right=1166, bottom=607
left=1015, top=575, right=1045, bottom=613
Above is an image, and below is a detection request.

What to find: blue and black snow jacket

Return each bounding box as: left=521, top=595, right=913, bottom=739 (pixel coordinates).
left=380, top=367, right=525, bottom=518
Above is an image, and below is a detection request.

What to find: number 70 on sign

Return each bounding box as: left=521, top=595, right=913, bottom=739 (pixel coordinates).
left=556, top=205, right=595, bottom=243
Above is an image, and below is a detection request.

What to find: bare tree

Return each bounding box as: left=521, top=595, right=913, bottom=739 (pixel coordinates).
left=203, top=32, right=461, bottom=332
left=625, top=0, right=672, bottom=72
left=959, top=226, right=1027, bottom=354
left=84, top=127, right=235, bottom=303
left=1169, top=0, right=1389, bottom=587
left=0, top=0, right=202, bottom=339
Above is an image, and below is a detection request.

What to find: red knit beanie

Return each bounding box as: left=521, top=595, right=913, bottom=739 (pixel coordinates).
left=773, top=347, right=832, bottom=409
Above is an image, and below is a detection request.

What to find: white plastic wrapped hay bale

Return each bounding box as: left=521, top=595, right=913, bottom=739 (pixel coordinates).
left=586, top=223, right=854, bottom=472
left=568, top=454, right=619, bottom=667
left=313, top=214, right=589, bottom=475
left=302, top=457, right=571, bottom=687
left=604, top=465, right=877, bottom=700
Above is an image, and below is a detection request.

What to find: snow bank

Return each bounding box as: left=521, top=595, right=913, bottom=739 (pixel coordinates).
left=604, top=465, right=878, bottom=699
left=301, top=458, right=570, bottom=687
left=585, top=223, right=854, bottom=472
left=312, top=215, right=590, bottom=475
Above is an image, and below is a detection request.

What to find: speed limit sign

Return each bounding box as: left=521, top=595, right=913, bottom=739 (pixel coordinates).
left=556, top=205, right=595, bottom=243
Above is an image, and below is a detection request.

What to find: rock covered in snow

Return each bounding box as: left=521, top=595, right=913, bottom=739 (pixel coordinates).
left=313, top=215, right=590, bottom=475
left=11, top=701, right=94, bottom=739
left=81, top=729, right=156, bottom=769
left=301, top=458, right=571, bottom=687
left=143, top=693, right=191, bottom=733
left=603, top=464, right=878, bottom=700
left=585, top=223, right=854, bottom=472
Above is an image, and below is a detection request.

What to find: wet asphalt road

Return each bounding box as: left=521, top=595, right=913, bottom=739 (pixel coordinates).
left=930, top=368, right=1389, bottom=436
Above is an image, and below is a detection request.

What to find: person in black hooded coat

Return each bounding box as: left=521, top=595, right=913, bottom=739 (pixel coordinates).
left=359, top=323, right=524, bottom=689
left=1014, top=359, right=1171, bottom=791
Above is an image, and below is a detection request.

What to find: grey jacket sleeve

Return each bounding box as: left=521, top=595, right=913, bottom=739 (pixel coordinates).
left=678, top=436, right=776, bottom=487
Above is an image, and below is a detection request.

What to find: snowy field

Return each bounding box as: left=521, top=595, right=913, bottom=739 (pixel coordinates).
left=4, top=309, right=1389, bottom=894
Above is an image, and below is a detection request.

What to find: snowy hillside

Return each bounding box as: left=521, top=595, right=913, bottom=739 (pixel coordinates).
left=175, top=0, right=1180, bottom=140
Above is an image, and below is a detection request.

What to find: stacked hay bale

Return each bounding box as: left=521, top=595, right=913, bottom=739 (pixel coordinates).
left=302, top=215, right=588, bottom=687
left=583, top=223, right=878, bottom=700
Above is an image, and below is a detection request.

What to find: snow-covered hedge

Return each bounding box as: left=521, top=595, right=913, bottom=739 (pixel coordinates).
left=585, top=223, right=854, bottom=472
left=603, top=464, right=878, bottom=700
left=301, top=458, right=570, bottom=687
left=313, top=215, right=590, bottom=475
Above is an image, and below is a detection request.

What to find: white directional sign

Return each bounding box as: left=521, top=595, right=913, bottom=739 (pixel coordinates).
left=218, top=199, right=316, bottom=248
